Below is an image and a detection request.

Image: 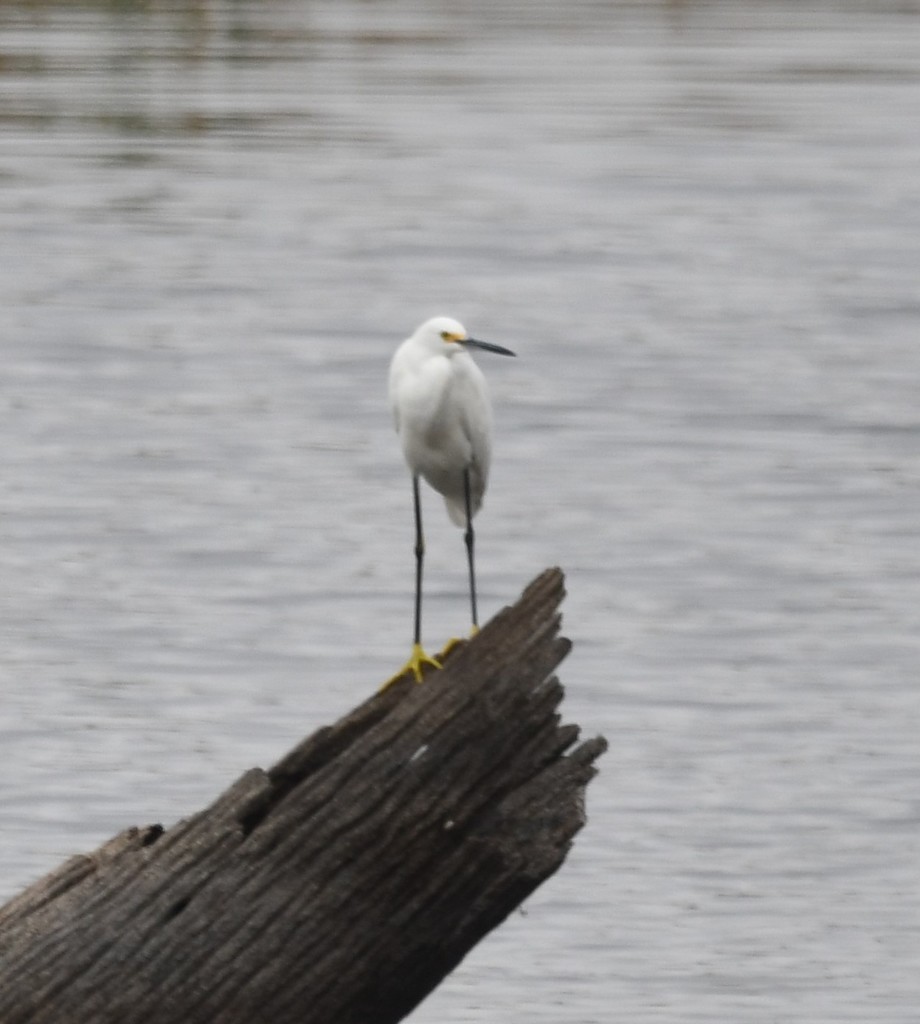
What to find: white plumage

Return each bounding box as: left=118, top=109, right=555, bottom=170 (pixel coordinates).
left=389, top=316, right=494, bottom=526
left=385, top=315, right=515, bottom=685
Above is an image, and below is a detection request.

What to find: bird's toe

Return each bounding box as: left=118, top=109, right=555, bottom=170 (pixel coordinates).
left=380, top=643, right=442, bottom=691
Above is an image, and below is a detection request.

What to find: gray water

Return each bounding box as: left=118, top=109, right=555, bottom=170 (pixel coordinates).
left=2, top=1, right=920, bottom=1020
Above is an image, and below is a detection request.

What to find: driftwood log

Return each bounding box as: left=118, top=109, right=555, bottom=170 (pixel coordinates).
left=0, top=568, right=605, bottom=1024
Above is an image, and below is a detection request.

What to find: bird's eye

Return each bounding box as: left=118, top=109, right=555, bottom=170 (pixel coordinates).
left=440, top=331, right=452, bottom=341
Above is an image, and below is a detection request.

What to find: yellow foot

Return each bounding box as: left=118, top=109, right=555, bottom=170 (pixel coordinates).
left=438, top=625, right=479, bottom=660
left=439, top=635, right=465, bottom=658
left=380, top=643, right=442, bottom=691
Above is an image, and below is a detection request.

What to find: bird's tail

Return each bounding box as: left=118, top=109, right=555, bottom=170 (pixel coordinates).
left=444, top=496, right=466, bottom=527
left=446, top=493, right=486, bottom=527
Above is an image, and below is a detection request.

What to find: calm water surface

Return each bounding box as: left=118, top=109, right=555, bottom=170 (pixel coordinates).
left=2, top=2, right=920, bottom=1020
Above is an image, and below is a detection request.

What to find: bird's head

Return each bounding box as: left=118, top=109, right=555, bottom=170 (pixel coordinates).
left=412, top=316, right=516, bottom=358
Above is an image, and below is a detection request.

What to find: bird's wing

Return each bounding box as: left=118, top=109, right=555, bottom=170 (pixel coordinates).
left=452, top=359, right=493, bottom=500
left=388, top=342, right=409, bottom=434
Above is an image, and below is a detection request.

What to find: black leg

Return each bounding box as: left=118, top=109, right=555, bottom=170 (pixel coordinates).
left=463, top=468, right=478, bottom=629
left=413, top=474, right=424, bottom=647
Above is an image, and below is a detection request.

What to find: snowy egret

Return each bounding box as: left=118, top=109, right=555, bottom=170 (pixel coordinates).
left=385, top=316, right=515, bottom=686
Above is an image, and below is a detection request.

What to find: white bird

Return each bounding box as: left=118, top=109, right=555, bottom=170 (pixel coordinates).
left=385, top=315, right=515, bottom=686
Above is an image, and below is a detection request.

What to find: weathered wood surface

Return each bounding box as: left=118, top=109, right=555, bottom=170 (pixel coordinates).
left=0, top=568, right=605, bottom=1024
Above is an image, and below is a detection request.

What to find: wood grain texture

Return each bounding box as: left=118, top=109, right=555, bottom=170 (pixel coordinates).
left=0, top=568, right=605, bottom=1024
